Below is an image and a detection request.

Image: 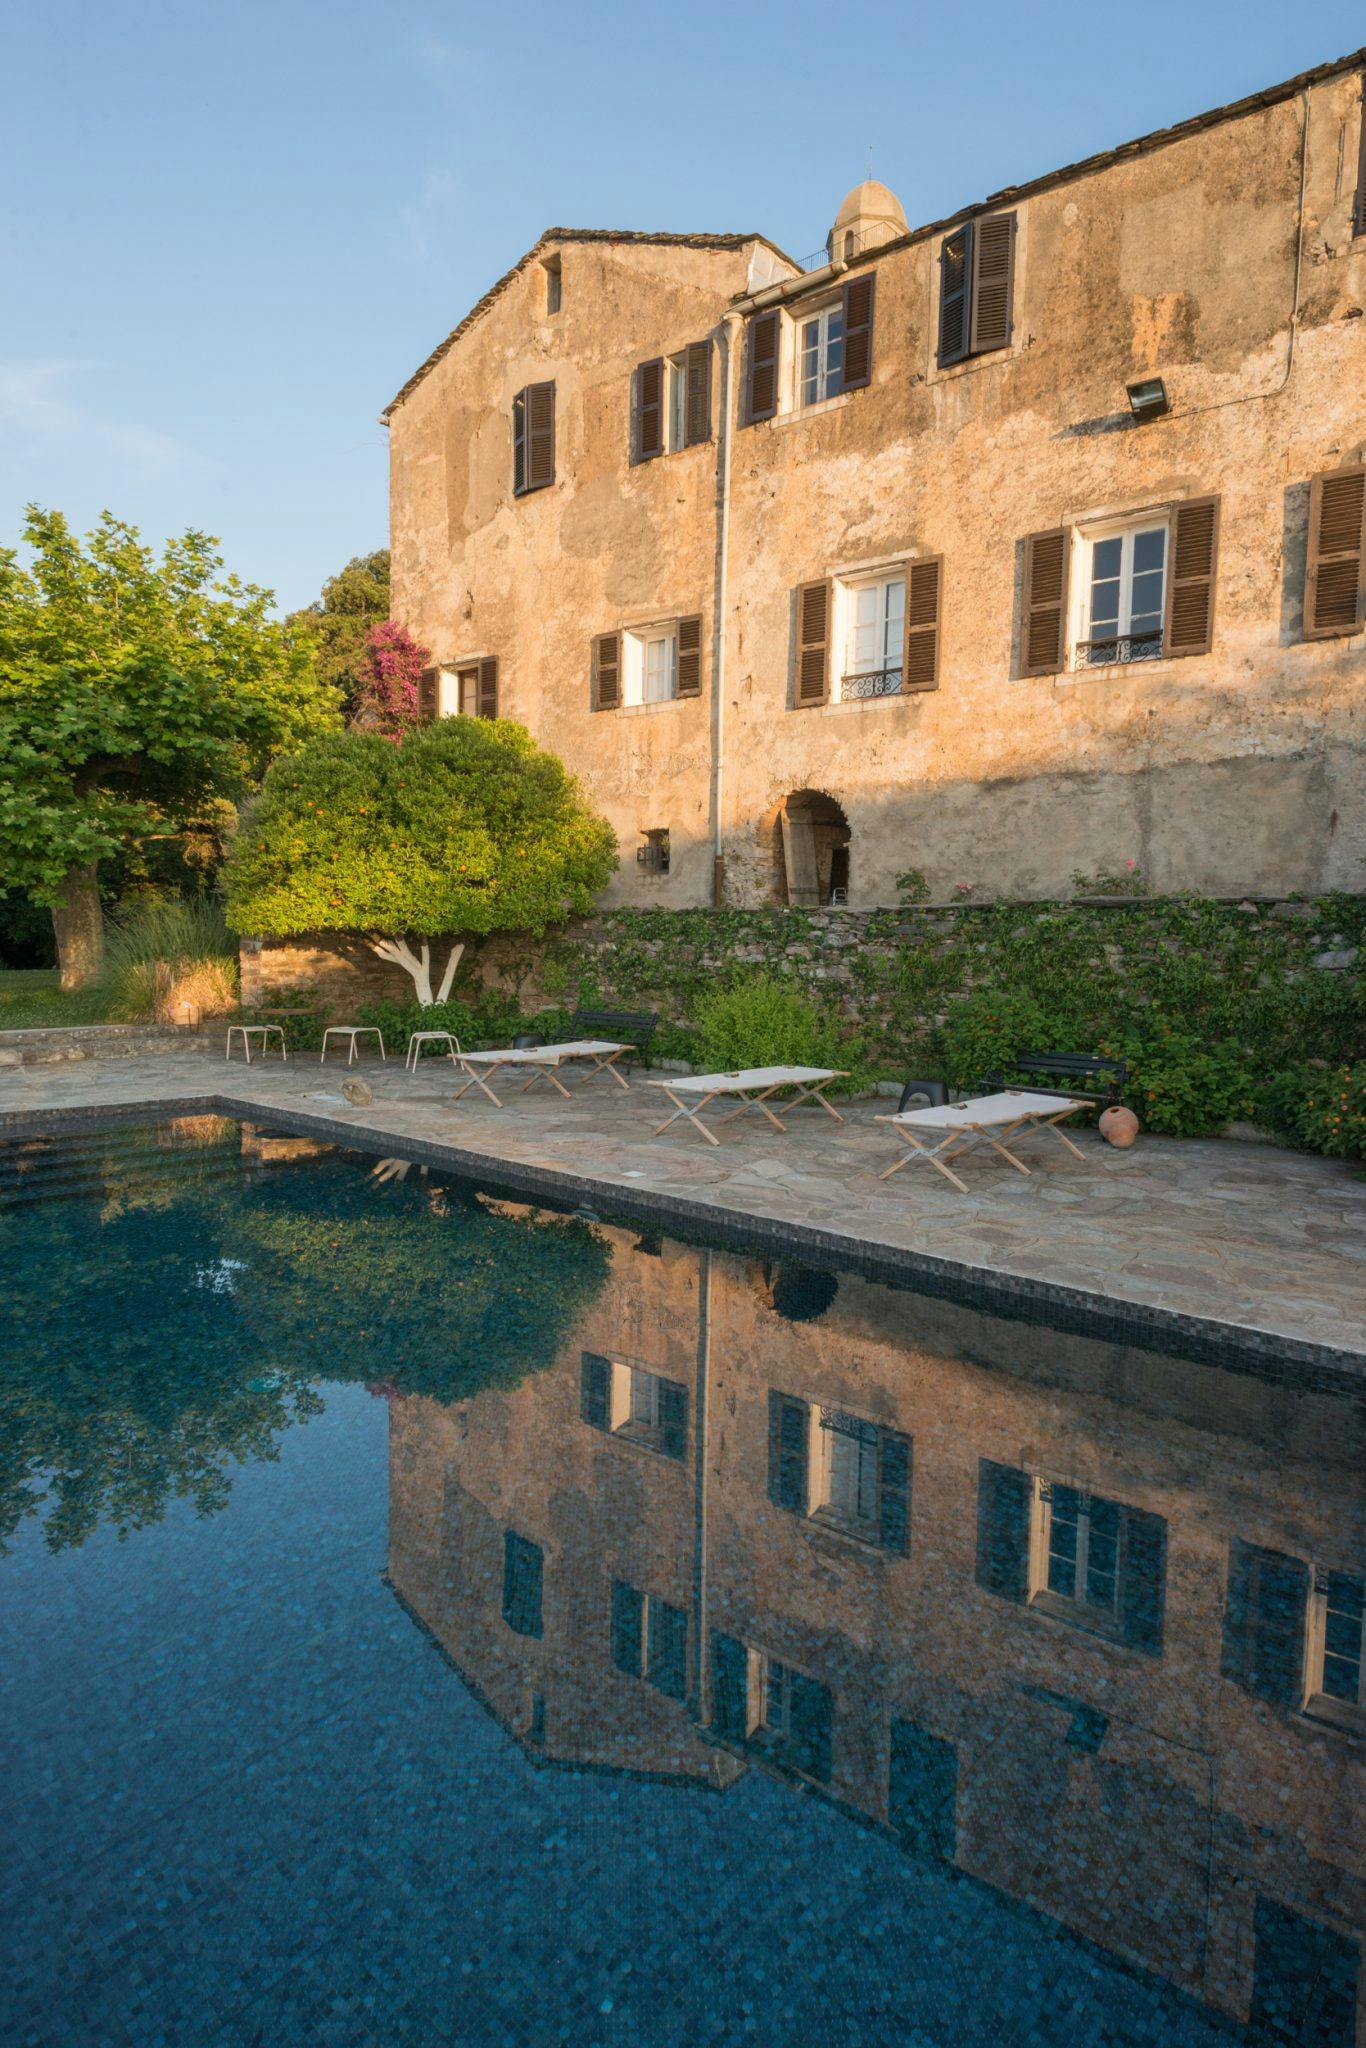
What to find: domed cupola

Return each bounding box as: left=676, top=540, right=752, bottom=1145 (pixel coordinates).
left=827, top=179, right=908, bottom=265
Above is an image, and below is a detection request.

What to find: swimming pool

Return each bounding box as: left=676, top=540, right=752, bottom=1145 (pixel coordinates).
left=1, top=1117, right=1361, bottom=2046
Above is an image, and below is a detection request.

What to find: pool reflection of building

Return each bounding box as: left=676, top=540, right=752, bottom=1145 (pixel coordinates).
left=387, top=1221, right=1365, bottom=2043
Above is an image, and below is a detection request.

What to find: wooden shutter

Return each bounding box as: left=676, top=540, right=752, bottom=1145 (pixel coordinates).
left=579, top=1350, right=610, bottom=1428
left=767, top=1390, right=809, bottom=1512
left=476, top=656, right=498, bottom=719
left=1164, top=496, right=1219, bottom=656
left=1221, top=1542, right=1309, bottom=1705
left=676, top=614, right=702, bottom=698
left=526, top=380, right=555, bottom=490
left=1305, top=465, right=1366, bottom=639
left=795, top=580, right=830, bottom=706
left=591, top=631, right=620, bottom=711
left=938, top=223, right=972, bottom=366
left=840, top=271, right=876, bottom=391
left=611, top=1581, right=644, bottom=1676
left=787, top=1671, right=833, bottom=1782
left=658, top=1378, right=687, bottom=1458
left=745, top=308, right=780, bottom=424
left=634, top=358, right=664, bottom=463
left=902, top=557, right=943, bottom=691
left=889, top=1718, right=958, bottom=1860
left=877, top=1429, right=911, bottom=1555
left=709, top=1630, right=749, bottom=1738
left=1120, top=1508, right=1167, bottom=1656
left=647, top=1601, right=687, bottom=1699
left=974, top=1460, right=1031, bottom=1602
left=502, top=1531, right=544, bottom=1637
left=684, top=339, right=712, bottom=445
left=969, top=211, right=1016, bottom=355
left=512, top=390, right=527, bottom=494
left=1022, top=528, right=1071, bottom=675
left=417, top=665, right=439, bottom=721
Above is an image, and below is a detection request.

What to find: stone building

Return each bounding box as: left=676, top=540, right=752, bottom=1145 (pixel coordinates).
left=386, top=1221, right=1366, bottom=2042
left=385, top=50, right=1366, bottom=908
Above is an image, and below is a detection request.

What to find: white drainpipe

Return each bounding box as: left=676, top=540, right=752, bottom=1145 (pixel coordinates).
left=710, top=310, right=743, bottom=905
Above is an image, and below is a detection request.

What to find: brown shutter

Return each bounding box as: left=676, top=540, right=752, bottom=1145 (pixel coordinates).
left=1305, top=465, right=1366, bottom=639
left=634, top=359, right=664, bottom=463
left=592, top=632, right=620, bottom=711
left=795, top=581, right=830, bottom=706
left=1022, top=528, right=1070, bottom=676
left=745, top=309, right=780, bottom=424
left=417, top=666, right=439, bottom=721
left=684, top=340, right=712, bottom=445
left=512, top=391, right=527, bottom=495
left=902, top=558, right=942, bottom=691
left=938, top=224, right=972, bottom=367
left=526, top=381, right=555, bottom=489
left=477, top=657, right=498, bottom=718
left=840, top=271, right=876, bottom=391
left=969, top=212, right=1016, bottom=355
left=1164, top=497, right=1219, bottom=657
left=676, top=615, right=702, bottom=697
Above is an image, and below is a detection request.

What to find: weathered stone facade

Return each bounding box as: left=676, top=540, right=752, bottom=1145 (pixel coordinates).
left=386, top=1222, right=1365, bottom=2033
left=386, top=53, right=1366, bottom=909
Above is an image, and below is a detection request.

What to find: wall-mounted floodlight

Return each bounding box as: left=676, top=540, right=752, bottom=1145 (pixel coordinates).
left=1126, top=376, right=1169, bottom=421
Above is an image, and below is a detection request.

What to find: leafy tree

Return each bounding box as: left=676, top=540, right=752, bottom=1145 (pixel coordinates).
left=286, top=548, right=390, bottom=719
left=353, top=619, right=430, bottom=739
left=225, top=718, right=618, bottom=1004
left=0, top=1124, right=611, bottom=1553
left=0, top=508, right=340, bottom=987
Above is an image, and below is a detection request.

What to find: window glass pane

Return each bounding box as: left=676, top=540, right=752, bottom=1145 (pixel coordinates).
left=883, top=579, right=905, bottom=668
left=1132, top=527, right=1166, bottom=574
left=1047, top=1485, right=1080, bottom=1599
left=1085, top=1497, right=1121, bottom=1611
left=629, top=1368, right=659, bottom=1427
left=643, top=636, right=675, bottom=704
left=1092, top=537, right=1122, bottom=581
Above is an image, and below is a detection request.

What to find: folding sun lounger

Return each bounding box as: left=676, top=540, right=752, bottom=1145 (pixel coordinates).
left=648, top=1066, right=849, bottom=1146
left=450, top=1038, right=635, bottom=1107
left=875, top=1089, right=1096, bottom=1193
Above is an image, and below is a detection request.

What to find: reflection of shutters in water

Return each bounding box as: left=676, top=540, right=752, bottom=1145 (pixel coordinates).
left=878, top=1429, right=911, bottom=1555
left=710, top=1630, right=749, bottom=1738
left=579, top=1350, right=610, bottom=1427
left=647, top=1600, right=687, bottom=1700
left=767, top=1391, right=809, bottom=1512
left=657, top=1378, right=687, bottom=1459
left=785, top=1669, right=832, bottom=1783
left=611, top=1580, right=644, bottom=1675
left=1121, top=1508, right=1167, bottom=1655
left=1221, top=1542, right=1309, bottom=1704
left=502, top=1530, right=544, bottom=1637
left=1251, top=1898, right=1359, bottom=2048
left=975, top=1459, right=1031, bottom=1602
left=889, top=1718, right=957, bottom=1860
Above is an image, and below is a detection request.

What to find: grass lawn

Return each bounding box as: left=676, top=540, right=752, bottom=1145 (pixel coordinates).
left=0, top=969, right=113, bottom=1030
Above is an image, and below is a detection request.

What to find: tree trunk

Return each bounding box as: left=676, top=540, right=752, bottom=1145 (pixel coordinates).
left=52, top=862, right=106, bottom=990
left=367, top=935, right=465, bottom=1007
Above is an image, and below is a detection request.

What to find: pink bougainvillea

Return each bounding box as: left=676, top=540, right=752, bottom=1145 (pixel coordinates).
left=353, top=620, right=431, bottom=740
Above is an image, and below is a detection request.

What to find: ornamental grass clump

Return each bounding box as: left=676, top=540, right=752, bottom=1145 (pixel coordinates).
left=104, top=895, right=238, bottom=1022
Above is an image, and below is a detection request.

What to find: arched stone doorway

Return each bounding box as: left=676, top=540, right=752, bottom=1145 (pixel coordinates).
left=772, top=789, right=851, bottom=906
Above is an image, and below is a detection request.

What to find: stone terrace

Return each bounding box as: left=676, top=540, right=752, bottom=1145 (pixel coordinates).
left=3, top=1044, right=1362, bottom=1368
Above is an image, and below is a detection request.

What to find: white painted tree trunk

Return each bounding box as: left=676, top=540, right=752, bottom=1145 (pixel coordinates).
left=367, top=936, right=465, bottom=1007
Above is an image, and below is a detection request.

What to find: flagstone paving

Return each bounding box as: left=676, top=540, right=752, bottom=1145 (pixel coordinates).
left=2, top=1045, right=1363, bottom=1361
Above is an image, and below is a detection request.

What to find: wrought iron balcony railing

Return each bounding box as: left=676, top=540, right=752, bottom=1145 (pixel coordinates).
left=1073, top=631, right=1163, bottom=670
left=841, top=666, right=903, bottom=700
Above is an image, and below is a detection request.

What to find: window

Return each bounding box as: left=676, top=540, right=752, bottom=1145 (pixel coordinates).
left=502, top=1530, right=544, bottom=1637
left=512, top=381, right=555, bottom=495
left=938, top=212, right=1017, bottom=366
left=580, top=1351, right=687, bottom=1459
left=767, top=1391, right=910, bottom=1553
left=611, top=1582, right=687, bottom=1699
left=842, top=575, right=904, bottom=698
left=800, top=301, right=844, bottom=406
left=632, top=341, right=712, bottom=462
left=543, top=256, right=562, bottom=314
left=446, top=657, right=498, bottom=719
left=1310, top=1569, right=1365, bottom=1718
left=637, top=828, right=670, bottom=876
left=1077, top=524, right=1167, bottom=667
left=709, top=1632, right=833, bottom=1781
left=591, top=617, right=702, bottom=710
left=975, top=1460, right=1167, bottom=1653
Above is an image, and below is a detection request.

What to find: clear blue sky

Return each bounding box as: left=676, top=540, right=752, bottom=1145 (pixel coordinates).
left=3, top=1, right=1361, bottom=614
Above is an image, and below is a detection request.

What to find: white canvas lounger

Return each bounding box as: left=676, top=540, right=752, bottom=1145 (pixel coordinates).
left=532, top=1039, right=635, bottom=1089
left=648, top=1066, right=848, bottom=1146
left=875, top=1089, right=1094, bottom=1193
left=450, top=1046, right=575, bottom=1108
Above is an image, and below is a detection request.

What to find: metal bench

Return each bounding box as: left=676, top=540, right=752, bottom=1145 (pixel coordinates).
left=567, top=1007, right=658, bottom=1068
left=982, top=1049, right=1129, bottom=1108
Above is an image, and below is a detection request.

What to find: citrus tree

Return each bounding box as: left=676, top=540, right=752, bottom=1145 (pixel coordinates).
left=0, top=508, right=339, bottom=986
left=225, top=717, right=618, bottom=1003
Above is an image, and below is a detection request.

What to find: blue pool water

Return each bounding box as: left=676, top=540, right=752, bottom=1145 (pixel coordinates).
left=1, top=1118, right=1361, bottom=2047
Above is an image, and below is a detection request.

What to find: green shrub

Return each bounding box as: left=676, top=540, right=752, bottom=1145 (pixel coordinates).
left=693, top=974, right=863, bottom=1087
left=1106, top=1030, right=1258, bottom=1137
left=936, top=990, right=1057, bottom=1091
left=356, top=988, right=553, bottom=1055
left=1260, top=1064, right=1366, bottom=1159
left=104, top=895, right=238, bottom=1022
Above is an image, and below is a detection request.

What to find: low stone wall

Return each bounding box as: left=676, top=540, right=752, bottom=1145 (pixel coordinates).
left=0, top=1025, right=217, bottom=1069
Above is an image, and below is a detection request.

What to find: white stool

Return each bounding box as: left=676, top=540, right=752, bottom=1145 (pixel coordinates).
left=320, top=1025, right=387, bottom=1066
left=406, top=1029, right=463, bottom=1072
left=226, top=1023, right=287, bottom=1063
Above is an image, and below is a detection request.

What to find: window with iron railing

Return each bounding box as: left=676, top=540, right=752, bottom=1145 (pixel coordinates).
left=1074, top=524, right=1166, bottom=669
